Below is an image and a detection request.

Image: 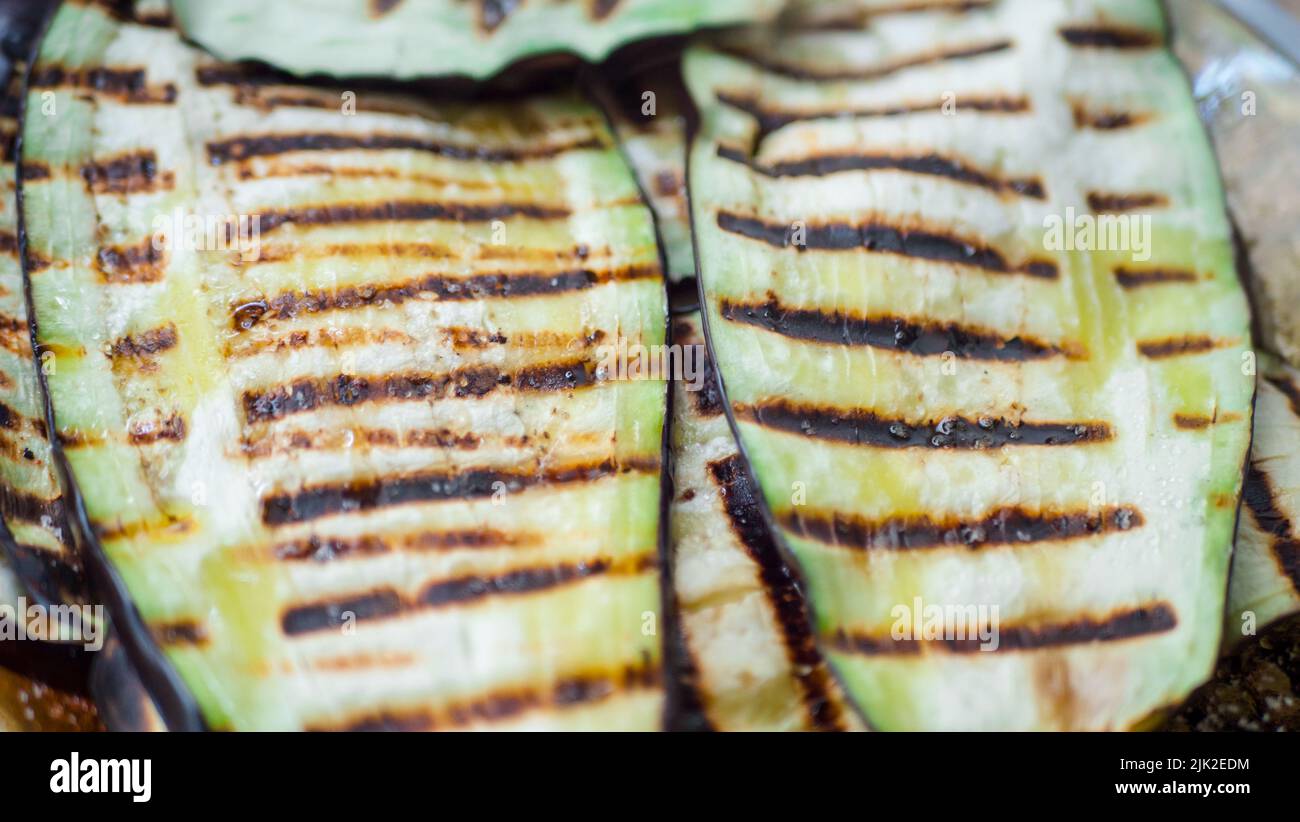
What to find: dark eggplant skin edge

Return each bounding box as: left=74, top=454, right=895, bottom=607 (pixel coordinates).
left=16, top=0, right=205, bottom=732
left=684, top=3, right=1260, bottom=731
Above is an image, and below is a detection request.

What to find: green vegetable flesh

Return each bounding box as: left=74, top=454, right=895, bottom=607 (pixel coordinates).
left=687, top=0, right=1254, bottom=730
left=171, top=0, right=785, bottom=81
left=667, top=313, right=861, bottom=730
left=24, top=2, right=667, bottom=730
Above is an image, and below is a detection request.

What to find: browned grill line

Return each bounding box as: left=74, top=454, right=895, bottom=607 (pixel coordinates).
left=709, top=455, right=847, bottom=731
left=1071, top=103, right=1147, bottom=130
left=370, top=0, right=405, bottom=17
left=309, top=660, right=661, bottom=731
left=1113, top=266, right=1198, bottom=289
left=80, top=150, right=174, bottom=195
left=29, top=65, right=176, bottom=103
left=717, top=39, right=1013, bottom=82
left=717, top=144, right=1044, bottom=198
left=0, top=483, right=66, bottom=525
left=831, top=603, right=1178, bottom=655
left=110, top=324, right=178, bottom=360
left=151, top=620, right=208, bottom=647
left=1059, top=25, right=1158, bottom=49
left=251, top=200, right=571, bottom=235
left=719, top=296, right=1070, bottom=361
left=127, top=415, right=187, bottom=445
left=261, top=456, right=659, bottom=526
left=1136, top=335, right=1230, bottom=359
left=281, top=554, right=656, bottom=635
left=716, top=91, right=1030, bottom=141
left=273, top=528, right=531, bottom=562
left=242, top=359, right=596, bottom=424
left=591, top=0, right=623, bottom=21
left=206, top=132, right=605, bottom=165
left=716, top=211, right=1058, bottom=278
left=96, top=240, right=167, bottom=284
left=736, top=398, right=1112, bottom=449
left=1243, top=464, right=1300, bottom=595
left=229, top=264, right=659, bottom=332
left=1086, top=192, right=1167, bottom=213
left=782, top=504, right=1143, bottom=552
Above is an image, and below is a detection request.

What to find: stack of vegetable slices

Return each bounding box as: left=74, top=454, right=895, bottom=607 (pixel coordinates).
left=22, top=0, right=668, bottom=730
left=686, top=0, right=1254, bottom=729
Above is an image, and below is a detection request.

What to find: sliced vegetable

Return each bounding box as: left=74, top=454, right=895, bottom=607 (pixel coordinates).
left=24, top=2, right=667, bottom=730
left=0, top=0, right=87, bottom=609
left=171, top=0, right=785, bottom=81
left=686, top=0, right=1254, bottom=730
left=596, top=57, right=695, bottom=282
left=667, top=313, right=861, bottom=730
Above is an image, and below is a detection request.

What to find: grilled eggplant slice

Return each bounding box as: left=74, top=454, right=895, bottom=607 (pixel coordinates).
left=1227, top=354, right=1300, bottom=639
left=23, top=2, right=667, bottom=730
left=0, top=2, right=86, bottom=610
left=668, top=313, right=861, bottom=730
left=171, top=0, right=785, bottom=81
left=686, top=0, right=1255, bottom=730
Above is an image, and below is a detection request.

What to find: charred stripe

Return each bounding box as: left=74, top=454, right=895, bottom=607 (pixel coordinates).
left=206, top=132, right=605, bottom=165
left=28, top=66, right=176, bottom=103
left=1087, top=192, right=1167, bottom=213
left=830, top=603, right=1178, bottom=655
left=737, top=399, right=1112, bottom=448
left=1243, top=464, right=1300, bottom=595
left=253, top=200, right=570, bottom=234
left=1137, top=336, right=1232, bottom=359
left=716, top=211, right=1058, bottom=278
left=709, top=455, right=847, bottom=731
left=718, top=144, right=1044, bottom=198
left=1059, top=26, right=1159, bottom=49
left=782, top=504, right=1143, bottom=552
left=1114, top=266, right=1198, bottom=289
left=261, top=457, right=656, bottom=526
left=80, top=150, right=174, bottom=195
left=717, top=40, right=1013, bottom=82
left=720, top=296, right=1070, bottom=361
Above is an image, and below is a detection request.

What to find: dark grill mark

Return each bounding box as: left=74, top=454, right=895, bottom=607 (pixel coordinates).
left=151, top=620, right=207, bottom=646
left=110, top=324, right=178, bottom=360
left=1087, top=192, right=1167, bottom=213
left=709, top=455, right=846, bottom=731
left=1059, top=26, right=1159, bottom=49
left=718, top=145, right=1044, bottom=198
left=206, top=132, right=604, bottom=165
left=737, top=399, right=1112, bottom=449
left=830, top=603, right=1178, bottom=655
left=96, top=240, right=167, bottom=284
left=253, top=200, right=570, bottom=235
left=0, top=231, right=16, bottom=256
left=242, top=360, right=594, bottom=423
left=128, top=415, right=186, bottom=445
left=0, top=484, right=65, bottom=526
left=80, top=150, right=173, bottom=195
left=1072, top=103, right=1146, bottom=130
left=1265, top=374, right=1300, bottom=419
left=1173, top=414, right=1214, bottom=430
left=718, top=40, right=1013, bottom=82
left=195, top=64, right=299, bottom=87
left=312, top=661, right=660, bottom=731
left=29, top=66, right=176, bottom=103
left=716, top=91, right=1030, bottom=141
left=281, top=590, right=404, bottom=635
left=1137, top=336, right=1230, bottom=359
left=716, top=211, right=1058, bottom=278
left=229, top=265, right=658, bottom=331
left=19, top=162, right=50, bottom=181
left=782, top=505, right=1143, bottom=552
left=720, top=297, right=1068, bottom=361
left=273, top=529, right=525, bottom=562
left=1243, top=464, right=1300, bottom=595
left=282, top=556, right=651, bottom=635
left=1113, top=267, right=1198, bottom=289
left=261, top=458, right=654, bottom=526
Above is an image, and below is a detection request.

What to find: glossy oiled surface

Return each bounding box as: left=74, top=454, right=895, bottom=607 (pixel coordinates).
left=23, top=2, right=667, bottom=730
left=688, top=0, right=1253, bottom=729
